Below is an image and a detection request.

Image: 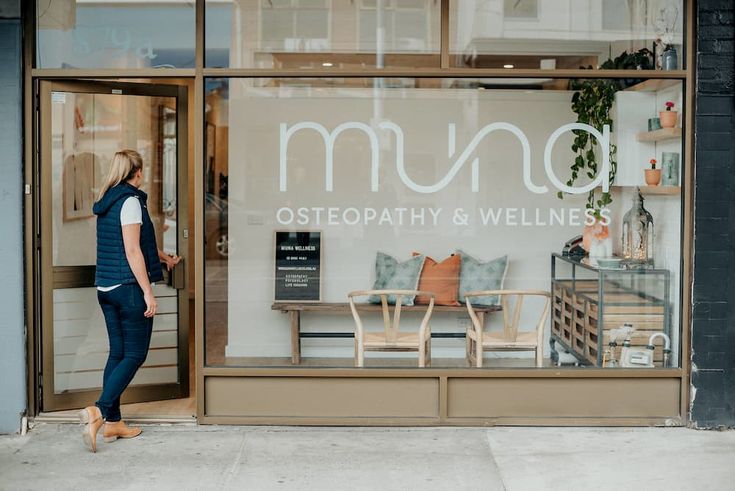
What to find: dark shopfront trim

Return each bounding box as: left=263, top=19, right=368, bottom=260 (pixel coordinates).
left=690, top=0, right=735, bottom=428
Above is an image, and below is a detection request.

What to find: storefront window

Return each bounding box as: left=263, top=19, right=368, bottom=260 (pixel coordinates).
left=449, top=0, right=685, bottom=70
left=205, top=0, right=441, bottom=69
left=36, top=0, right=195, bottom=69
left=204, top=76, right=684, bottom=370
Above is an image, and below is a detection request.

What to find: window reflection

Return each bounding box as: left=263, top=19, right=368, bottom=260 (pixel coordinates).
left=36, top=0, right=196, bottom=69
left=205, top=0, right=441, bottom=69
left=449, top=0, right=684, bottom=70
left=204, top=77, right=684, bottom=370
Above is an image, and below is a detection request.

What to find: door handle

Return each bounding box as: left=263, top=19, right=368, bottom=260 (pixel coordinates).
left=171, top=257, right=185, bottom=290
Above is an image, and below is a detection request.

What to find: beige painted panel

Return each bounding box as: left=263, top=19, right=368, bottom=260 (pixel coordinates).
left=156, top=296, right=178, bottom=314
left=55, top=366, right=178, bottom=393
left=55, top=348, right=178, bottom=372
left=151, top=313, right=177, bottom=332
left=205, top=377, right=439, bottom=418
left=447, top=378, right=680, bottom=419
left=152, top=284, right=177, bottom=298
left=54, top=313, right=176, bottom=338
left=54, top=330, right=177, bottom=356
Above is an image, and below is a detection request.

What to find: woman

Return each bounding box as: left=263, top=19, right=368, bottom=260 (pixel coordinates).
left=78, top=150, right=180, bottom=452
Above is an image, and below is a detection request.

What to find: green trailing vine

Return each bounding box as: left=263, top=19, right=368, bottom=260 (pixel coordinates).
left=559, top=49, right=653, bottom=218
left=562, top=79, right=618, bottom=218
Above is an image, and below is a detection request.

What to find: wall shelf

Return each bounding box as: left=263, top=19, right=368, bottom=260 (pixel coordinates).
left=611, top=185, right=680, bottom=196
left=638, top=185, right=680, bottom=195
left=625, top=79, right=681, bottom=92
left=636, top=127, right=682, bottom=142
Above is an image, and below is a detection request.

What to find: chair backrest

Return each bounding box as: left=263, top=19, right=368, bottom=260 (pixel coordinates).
left=347, top=290, right=435, bottom=342
left=464, top=290, right=551, bottom=343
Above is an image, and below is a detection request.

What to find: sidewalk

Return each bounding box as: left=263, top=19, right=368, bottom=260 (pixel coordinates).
left=1, top=424, right=734, bottom=491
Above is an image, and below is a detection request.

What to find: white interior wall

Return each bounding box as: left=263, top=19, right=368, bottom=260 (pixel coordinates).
left=225, top=85, right=596, bottom=360
left=609, top=189, right=681, bottom=365
left=609, top=83, right=684, bottom=365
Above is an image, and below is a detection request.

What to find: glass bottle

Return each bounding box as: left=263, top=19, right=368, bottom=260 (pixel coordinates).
left=606, top=341, right=618, bottom=368
left=662, top=46, right=678, bottom=70
left=622, top=189, right=654, bottom=265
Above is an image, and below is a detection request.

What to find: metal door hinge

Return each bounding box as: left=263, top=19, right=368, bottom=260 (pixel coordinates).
left=183, top=229, right=189, bottom=239
left=24, top=184, right=31, bottom=195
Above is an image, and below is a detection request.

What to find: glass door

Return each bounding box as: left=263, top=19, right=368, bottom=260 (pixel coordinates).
left=38, top=80, right=189, bottom=411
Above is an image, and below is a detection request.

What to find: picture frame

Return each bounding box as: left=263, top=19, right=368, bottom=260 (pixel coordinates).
left=62, top=152, right=96, bottom=221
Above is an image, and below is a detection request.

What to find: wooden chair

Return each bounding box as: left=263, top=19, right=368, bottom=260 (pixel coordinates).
left=464, top=290, right=551, bottom=368
left=348, top=290, right=435, bottom=367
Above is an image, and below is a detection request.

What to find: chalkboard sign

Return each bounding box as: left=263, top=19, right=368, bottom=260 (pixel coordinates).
left=274, top=231, right=322, bottom=302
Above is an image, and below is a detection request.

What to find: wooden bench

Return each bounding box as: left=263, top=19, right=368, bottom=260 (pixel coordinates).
left=271, top=302, right=502, bottom=364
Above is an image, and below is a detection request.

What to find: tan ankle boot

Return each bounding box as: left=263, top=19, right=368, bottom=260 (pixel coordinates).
left=78, top=406, right=103, bottom=453
left=103, top=420, right=142, bottom=443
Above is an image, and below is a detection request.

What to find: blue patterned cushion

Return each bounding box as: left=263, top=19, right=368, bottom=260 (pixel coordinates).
left=369, top=252, right=426, bottom=305
left=456, top=250, right=508, bottom=306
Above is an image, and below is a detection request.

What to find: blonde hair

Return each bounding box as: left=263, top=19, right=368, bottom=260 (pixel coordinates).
left=97, top=150, right=143, bottom=200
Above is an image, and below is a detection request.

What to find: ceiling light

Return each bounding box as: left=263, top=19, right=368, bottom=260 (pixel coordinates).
left=503, top=64, right=514, bottom=69
left=322, top=62, right=333, bottom=67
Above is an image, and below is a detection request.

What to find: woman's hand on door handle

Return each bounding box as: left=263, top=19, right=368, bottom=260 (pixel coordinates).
left=159, top=249, right=181, bottom=271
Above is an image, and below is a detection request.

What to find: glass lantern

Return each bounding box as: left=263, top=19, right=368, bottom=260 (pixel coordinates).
left=622, top=189, right=654, bottom=265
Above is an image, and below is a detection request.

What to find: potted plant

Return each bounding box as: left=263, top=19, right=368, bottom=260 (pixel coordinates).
left=645, top=158, right=662, bottom=186
left=660, top=101, right=678, bottom=128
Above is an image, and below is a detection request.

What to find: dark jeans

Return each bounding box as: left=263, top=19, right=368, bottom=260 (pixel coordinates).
left=95, top=284, right=153, bottom=422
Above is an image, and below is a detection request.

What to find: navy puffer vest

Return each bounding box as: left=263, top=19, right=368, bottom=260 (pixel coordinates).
left=93, top=182, right=163, bottom=287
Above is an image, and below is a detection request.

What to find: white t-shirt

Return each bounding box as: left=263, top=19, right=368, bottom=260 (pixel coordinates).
left=97, top=197, right=144, bottom=292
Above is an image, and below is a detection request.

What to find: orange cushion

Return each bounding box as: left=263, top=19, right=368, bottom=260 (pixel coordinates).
left=412, top=253, right=461, bottom=306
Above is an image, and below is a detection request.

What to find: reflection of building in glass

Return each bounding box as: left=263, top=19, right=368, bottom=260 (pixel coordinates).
left=451, top=0, right=684, bottom=68
left=206, top=0, right=441, bottom=69
left=36, top=0, right=196, bottom=68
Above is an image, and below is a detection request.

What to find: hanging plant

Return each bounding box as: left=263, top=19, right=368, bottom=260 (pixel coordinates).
left=558, top=78, right=618, bottom=219
left=559, top=49, right=653, bottom=218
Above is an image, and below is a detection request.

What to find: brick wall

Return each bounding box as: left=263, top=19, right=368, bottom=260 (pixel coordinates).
left=692, top=0, right=735, bottom=428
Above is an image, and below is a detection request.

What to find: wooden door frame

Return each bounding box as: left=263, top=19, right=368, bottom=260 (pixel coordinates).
left=36, top=79, right=189, bottom=412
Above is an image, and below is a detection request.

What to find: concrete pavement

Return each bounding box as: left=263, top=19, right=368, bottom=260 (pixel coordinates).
left=1, top=424, right=734, bottom=490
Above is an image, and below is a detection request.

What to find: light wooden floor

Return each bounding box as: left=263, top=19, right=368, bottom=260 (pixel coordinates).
left=219, top=357, right=553, bottom=368
left=37, top=396, right=196, bottom=423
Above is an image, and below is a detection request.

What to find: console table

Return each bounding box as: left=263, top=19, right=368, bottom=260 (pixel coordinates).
left=271, top=302, right=502, bottom=364
left=550, top=253, right=671, bottom=367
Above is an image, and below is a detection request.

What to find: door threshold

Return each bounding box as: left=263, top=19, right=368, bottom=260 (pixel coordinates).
left=34, top=413, right=196, bottom=425
left=36, top=395, right=197, bottom=424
